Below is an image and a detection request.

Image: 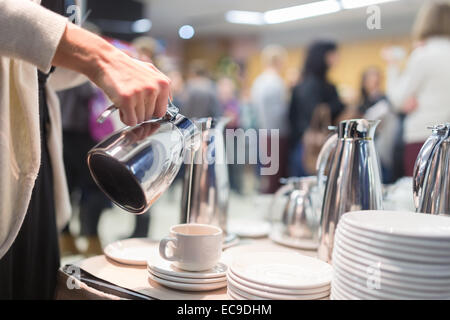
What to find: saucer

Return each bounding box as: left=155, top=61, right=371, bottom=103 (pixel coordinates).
left=148, top=267, right=226, bottom=284
left=228, top=219, right=271, bottom=238
left=230, top=251, right=332, bottom=289
left=104, top=238, right=159, bottom=266
left=269, top=227, right=319, bottom=250
left=147, top=257, right=228, bottom=279
left=148, top=272, right=227, bottom=291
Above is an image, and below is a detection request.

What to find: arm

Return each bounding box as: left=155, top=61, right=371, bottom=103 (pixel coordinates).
left=0, top=0, right=170, bottom=126
left=386, top=49, right=426, bottom=112
left=0, top=0, right=67, bottom=72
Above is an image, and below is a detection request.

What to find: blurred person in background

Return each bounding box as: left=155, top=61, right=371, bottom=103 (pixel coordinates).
left=358, top=67, right=386, bottom=114
left=288, top=40, right=344, bottom=177
left=358, top=66, right=401, bottom=184
left=385, top=1, right=450, bottom=176
left=217, top=76, right=242, bottom=192
left=181, top=60, right=221, bottom=118
left=58, top=82, right=112, bottom=256
left=132, top=36, right=158, bottom=64
left=250, top=45, right=290, bottom=193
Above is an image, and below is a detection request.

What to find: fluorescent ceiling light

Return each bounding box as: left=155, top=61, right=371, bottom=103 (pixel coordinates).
left=132, top=19, right=152, bottom=33
left=263, top=0, right=341, bottom=24
left=341, top=0, right=400, bottom=9
left=179, top=25, right=195, bottom=39
left=225, top=10, right=265, bottom=25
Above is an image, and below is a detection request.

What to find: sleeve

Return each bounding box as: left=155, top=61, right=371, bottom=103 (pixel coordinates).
left=48, top=67, right=88, bottom=91
left=0, top=0, right=68, bottom=72
left=386, top=48, right=427, bottom=111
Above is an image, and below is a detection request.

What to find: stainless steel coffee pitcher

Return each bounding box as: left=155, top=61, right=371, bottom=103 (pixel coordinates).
left=317, top=119, right=383, bottom=263
left=271, top=177, right=320, bottom=241
left=87, top=102, right=199, bottom=214
left=413, top=123, right=450, bottom=215
left=180, top=117, right=230, bottom=233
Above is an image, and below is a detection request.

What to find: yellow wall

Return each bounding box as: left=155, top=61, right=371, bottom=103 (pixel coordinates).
left=247, top=36, right=412, bottom=93
left=181, top=36, right=413, bottom=103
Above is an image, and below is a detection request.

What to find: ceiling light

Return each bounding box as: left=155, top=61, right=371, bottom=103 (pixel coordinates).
left=225, top=10, right=265, bottom=25
left=132, top=19, right=152, bottom=33
left=179, top=25, right=195, bottom=39
left=341, top=0, right=400, bottom=9
left=263, top=0, right=341, bottom=24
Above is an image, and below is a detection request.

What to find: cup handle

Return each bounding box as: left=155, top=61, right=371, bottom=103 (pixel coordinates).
left=159, top=237, right=178, bottom=261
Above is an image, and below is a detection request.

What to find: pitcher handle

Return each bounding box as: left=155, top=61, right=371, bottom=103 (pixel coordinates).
left=412, top=128, right=445, bottom=210
left=97, top=99, right=179, bottom=124
left=268, top=183, right=293, bottom=224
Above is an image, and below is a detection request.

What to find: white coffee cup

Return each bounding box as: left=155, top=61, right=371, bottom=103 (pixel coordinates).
left=159, top=224, right=223, bottom=271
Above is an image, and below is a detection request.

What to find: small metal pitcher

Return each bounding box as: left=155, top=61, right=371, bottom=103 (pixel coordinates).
left=413, top=123, right=450, bottom=215
left=87, top=103, right=199, bottom=214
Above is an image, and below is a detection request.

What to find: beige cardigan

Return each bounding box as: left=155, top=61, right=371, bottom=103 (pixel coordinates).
left=0, top=0, right=85, bottom=259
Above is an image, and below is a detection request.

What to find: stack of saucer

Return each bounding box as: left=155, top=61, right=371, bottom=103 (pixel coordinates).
left=227, top=251, right=332, bottom=300
left=331, top=211, right=450, bottom=300
left=147, top=258, right=227, bottom=291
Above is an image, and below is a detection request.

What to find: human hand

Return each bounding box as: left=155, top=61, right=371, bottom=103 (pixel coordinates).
left=91, top=50, right=170, bottom=126
left=402, top=96, right=418, bottom=114
left=53, top=24, right=171, bottom=126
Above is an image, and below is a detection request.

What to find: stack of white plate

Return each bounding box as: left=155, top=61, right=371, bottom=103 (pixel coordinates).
left=227, top=251, right=332, bottom=300
left=147, top=258, right=228, bottom=291
left=331, top=210, right=450, bottom=300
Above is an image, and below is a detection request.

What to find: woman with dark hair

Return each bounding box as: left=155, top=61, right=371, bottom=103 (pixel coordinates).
left=358, top=66, right=386, bottom=114
left=288, top=40, right=344, bottom=176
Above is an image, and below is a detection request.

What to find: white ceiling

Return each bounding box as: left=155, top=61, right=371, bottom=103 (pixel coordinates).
left=143, top=0, right=427, bottom=45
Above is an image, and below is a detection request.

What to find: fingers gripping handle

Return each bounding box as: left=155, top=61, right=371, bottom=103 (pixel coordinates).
left=97, top=99, right=179, bottom=124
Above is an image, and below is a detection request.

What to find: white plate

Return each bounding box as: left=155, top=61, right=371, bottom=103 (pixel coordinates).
left=228, top=219, right=271, bottom=238
left=333, top=267, right=429, bottom=300
left=332, top=258, right=449, bottom=299
left=148, top=267, right=226, bottom=284
left=227, top=275, right=330, bottom=300
left=228, top=282, right=269, bottom=300
left=147, top=257, right=228, bottom=279
left=336, top=227, right=450, bottom=264
left=104, top=238, right=158, bottom=266
left=330, top=281, right=352, bottom=300
left=342, top=211, right=450, bottom=240
left=332, top=246, right=450, bottom=291
left=227, top=288, right=246, bottom=300
left=333, top=243, right=450, bottom=286
left=148, top=273, right=227, bottom=291
left=269, top=226, right=319, bottom=250
left=230, top=251, right=332, bottom=289
left=334, top=232, right=450, bottom=277
left=228, top=269, right=330, bottom=295
left=331, top=278, right=360, bottom=300
left=339, top=221, right=450, bottom=254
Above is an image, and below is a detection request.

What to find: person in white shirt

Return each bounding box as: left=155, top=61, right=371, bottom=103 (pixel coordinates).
left=250, top=45, right=289, bottom=193
left=385, top=1, right=450, bottom=176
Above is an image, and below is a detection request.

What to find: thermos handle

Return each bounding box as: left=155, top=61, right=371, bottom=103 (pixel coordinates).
left=412, top=127, right=446, bottom=210
left=97, top=99, right=179, bottom=124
